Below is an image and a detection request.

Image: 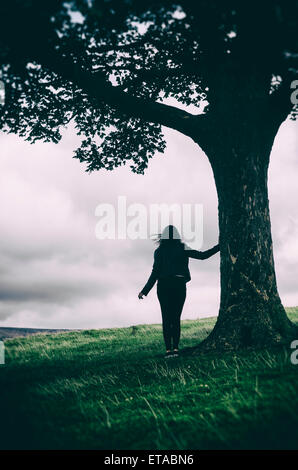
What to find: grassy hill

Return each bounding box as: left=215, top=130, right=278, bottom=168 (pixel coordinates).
left=1, top=308, right=298, bottom=450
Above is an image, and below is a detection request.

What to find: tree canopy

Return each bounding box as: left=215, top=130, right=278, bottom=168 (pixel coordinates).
left=0, top=0, right=297, bottom=173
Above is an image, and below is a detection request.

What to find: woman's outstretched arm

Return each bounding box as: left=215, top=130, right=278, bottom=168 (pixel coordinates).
left=185, top=243, right=220, bottom=260
left=138, top=249, right=161, bottom=298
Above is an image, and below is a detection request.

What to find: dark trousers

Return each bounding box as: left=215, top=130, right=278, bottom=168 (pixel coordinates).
left=157, top=277, right=187, bottom=350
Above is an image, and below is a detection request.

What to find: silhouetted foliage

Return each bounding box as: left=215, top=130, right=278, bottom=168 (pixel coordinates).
left=0, top=1, right=297, bottom=173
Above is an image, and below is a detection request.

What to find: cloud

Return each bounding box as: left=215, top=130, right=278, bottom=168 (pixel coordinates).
left=0, top=117, right=297, bottom=328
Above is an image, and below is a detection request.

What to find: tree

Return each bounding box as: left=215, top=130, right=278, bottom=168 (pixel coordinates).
left=0, top=0, right=297, bottom=349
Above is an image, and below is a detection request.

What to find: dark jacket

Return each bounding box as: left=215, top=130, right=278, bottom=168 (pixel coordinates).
left=141, top=242, right=220, bottom=296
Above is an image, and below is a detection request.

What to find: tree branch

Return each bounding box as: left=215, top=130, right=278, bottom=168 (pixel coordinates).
left=37, top=51, right=206, bottom=140
left=90, top=32, right=151, bottom=55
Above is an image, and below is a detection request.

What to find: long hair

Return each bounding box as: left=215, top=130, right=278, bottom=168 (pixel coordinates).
left=154, top=225, right=184, bottom=249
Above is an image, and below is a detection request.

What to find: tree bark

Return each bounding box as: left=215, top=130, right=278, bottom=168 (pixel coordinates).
left=196, top=123, right=297, bottom=351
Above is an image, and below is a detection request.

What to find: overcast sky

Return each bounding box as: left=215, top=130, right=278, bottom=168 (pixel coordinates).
left=0, top=117, right=297, bottom=329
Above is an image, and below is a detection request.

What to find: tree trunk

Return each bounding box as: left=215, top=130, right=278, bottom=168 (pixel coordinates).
left=197, top=125, right=297, bottom=351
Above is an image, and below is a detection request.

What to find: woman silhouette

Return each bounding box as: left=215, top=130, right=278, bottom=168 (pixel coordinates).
left=138, top=225, right=219, bottom=358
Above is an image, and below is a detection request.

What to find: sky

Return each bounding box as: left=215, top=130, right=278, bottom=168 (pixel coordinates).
left=0, top=117, right=297, bottom=329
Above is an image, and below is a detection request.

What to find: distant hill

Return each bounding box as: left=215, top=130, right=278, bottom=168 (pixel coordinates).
left=0, top=327, right=78, bottom=340
left=1, top=307, right=298, bottom=340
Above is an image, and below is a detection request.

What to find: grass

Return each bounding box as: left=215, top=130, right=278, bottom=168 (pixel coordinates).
left=1, top=308, right=298, bottom=450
